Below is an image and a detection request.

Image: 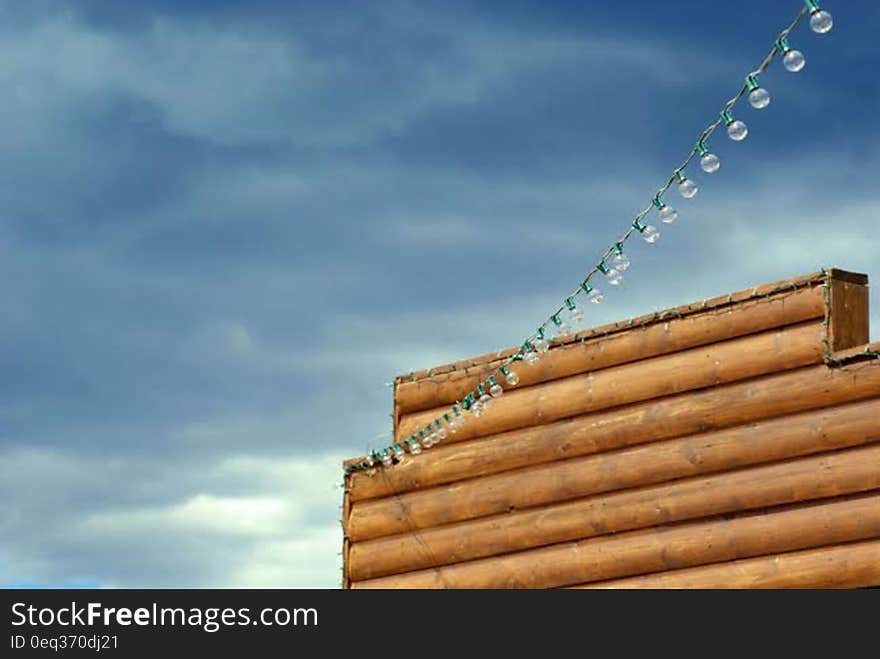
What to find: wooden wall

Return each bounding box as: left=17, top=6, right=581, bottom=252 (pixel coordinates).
left=342, top=269, right=880, bottom=588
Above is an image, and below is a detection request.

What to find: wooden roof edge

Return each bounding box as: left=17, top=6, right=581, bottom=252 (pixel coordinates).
left=395, top=268, right=867, bottom=385
left=344, top=339, right=880, bottom=471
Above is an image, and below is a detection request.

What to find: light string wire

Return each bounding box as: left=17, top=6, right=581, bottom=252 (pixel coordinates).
left=347, top=0, right=832, bottom=474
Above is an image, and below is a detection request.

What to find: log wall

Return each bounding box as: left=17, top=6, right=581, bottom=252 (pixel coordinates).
left=343, top=269, right=879, bottom=589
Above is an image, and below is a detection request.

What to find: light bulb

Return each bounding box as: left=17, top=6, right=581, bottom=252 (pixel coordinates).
left=641, top=224, right=660, bottom=243
left=407, top=439, right=422, bottom=455
left=605, top=268, right=623, bottom=286
left=552, top=315, right=571, bottom=338
left=810, top=10, right=832, bottom=34
left=471, top=402, right=483, bottom=417
left=610, top=251, right=630, bottom=271
left=567, top=304, right=584, bottom=325
left=524, top=349, right=539, bottom=365
left=533, top=336, right=550, bottom=353
left=699, top=152, right=720, bottom=174
left=659, top=204, right=678, bottom=224
left=436, top=427, right=448, bottom=440
left=489, top=383, right=503, bottom=398
left=727, top=119, right=748, bottom=141
left=783, top=49, right=805, bottom=72
left=380, top=450, right=393, bottom=467
left=478, top=393, right=491, bottom=407
left=588, top=288, right=604, bottom=304
left=678, top=177, right=698, bottom=199
left=503, top=369, right=519, bottom=386
left=748, top=87, right=771, bottom=109
left=392, top=444, right=405, bottom=462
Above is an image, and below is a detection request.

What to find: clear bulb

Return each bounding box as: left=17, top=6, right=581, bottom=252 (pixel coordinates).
left=588, top=288, right=604, bottom=304
left=533, top=336, right=550, bottom=353
left=659, top=204, right=678, bottom=224
left=380, top=453, right=393, bottom=467
left=554, top=320, right=572, bottom=338
left=408, top=441, right=422, bottom=455
left=610, top=251, right=630, bottom=271
left=568, top=305, right=584, bottom=325
left=641, top=224, right=660, bottom=244
left=478, top=393, right=491, bottom=407
left=605, top=268, right=623, bottom=286
left=437, top=427, right=448, bottom=440
left=678, top=178, right=698, bottom=199
left=489, top=383, right=503, bottom=398
left=783, top=50, right=805, bottom=72
left=810, top=10, right=832, bottom=34
left=471, top=402, right=483, bottom=417
left=700, top=152, right=720, bottom=173
left=524, top=350, right=539, bottom=365
left=748, top=87, right=771, bottom=109
left=727, top=119, right=748, bottom=141
left=504, top=370, right=520, bottom=386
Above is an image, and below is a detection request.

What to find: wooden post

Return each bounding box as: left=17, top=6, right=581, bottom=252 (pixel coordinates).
left=826, top=269, right=869, bottom=353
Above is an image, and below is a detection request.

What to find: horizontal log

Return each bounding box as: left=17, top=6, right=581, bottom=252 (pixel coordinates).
left=396, top=321, right=825, bottom=443
left=352, top=492, right=880, bottom=588
left=350, top=359, right=880, bottom=502
left=395, top=285, right=826, bottom=415
left=577, top=539, right=880, bottom=589
left=348, top=444, right=880, bottom=580
left=395, top=271, right=845, bottom=387
left=347, top=396, right=880, bottom=548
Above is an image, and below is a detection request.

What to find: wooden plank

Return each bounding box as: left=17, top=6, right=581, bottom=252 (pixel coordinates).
left=828, top=278, right=870, bottom=352
left=351, top=359, right=880, bottom=502
left=396, top=321, right=826, bottom=443
left=348, top=443, right=880, bottom=579
left=576, top=539, right=880, bottom=589
left=346, top=397, right=880, bottom=550
left=352, top=492, right=880, bottom=589
left=394, top=285, right=826, bottom=415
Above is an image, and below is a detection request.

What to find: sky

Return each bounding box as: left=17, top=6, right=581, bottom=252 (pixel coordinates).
left=0, top=0, right=878, bottom=588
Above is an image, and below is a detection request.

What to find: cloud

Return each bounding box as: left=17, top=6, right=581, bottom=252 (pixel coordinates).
left=0, top=0, right=877, bottom=588
left=0, top=447, right=345, bottom=587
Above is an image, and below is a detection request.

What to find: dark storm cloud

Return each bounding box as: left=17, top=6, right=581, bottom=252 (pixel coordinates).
left=0, top=0, right=878, bottom=586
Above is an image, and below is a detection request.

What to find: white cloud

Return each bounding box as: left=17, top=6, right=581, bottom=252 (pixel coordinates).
left=0, top=448, right=346, bottom=587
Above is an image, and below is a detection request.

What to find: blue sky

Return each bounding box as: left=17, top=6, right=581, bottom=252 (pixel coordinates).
left=0, top=0, right=877, bottom=588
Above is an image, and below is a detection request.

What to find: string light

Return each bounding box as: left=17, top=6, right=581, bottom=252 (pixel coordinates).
left=609, top=243, right=631, bottom=272
left=675, top=171, right=699, bottom=199
left=777, top=37, right=806, bottom=72
left=581, top=281, right=604, bottom=303
left=633, top=219, right=660, bottom=244
left=721, top=109, right=748, bottom=141
left=346, top=1, right=835, bottom=474
left=696, top=141, right=720, bottom=174
left=807, top=1, right=833, bottom=34
left=565, top=297, right=584, bottom=325
left=746, top=75, right=771, bottom=109
left=500, top=364, right=519, bottom=386
left=597, top=262, right=623, bottom=287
